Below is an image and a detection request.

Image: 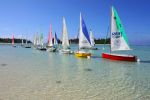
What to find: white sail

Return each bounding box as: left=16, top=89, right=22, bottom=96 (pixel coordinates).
left=111, top=7, right=131, bottom=51
left=33, top=34, right=36, bottom=45
left=62, top=17, right=70, bottom=49
left=79, top=13, right=91, bottom=49
left=89, top=30, right=95, bottom=47
left=48, top=24, right=53, bottom=47
left=25, top=36, right=27, bottom=44
left=36, top=34, right=39, bottom=46
left=39, top=33, right=44, bottom=46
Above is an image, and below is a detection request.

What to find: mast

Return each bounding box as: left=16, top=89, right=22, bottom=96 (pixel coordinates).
left=22, top=34, right=24, bottom=45
left=79, top=13, right=82, bottom=50
left=26, top=35, right=27, bottom=44
left=103, top=26, right=109, bottom=50
left=110, top=6, right=113, bottom=53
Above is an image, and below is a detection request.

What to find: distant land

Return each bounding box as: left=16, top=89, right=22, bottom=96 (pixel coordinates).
left=0, top=38, right=32, bottom=43
left=69, top=38, right=110, bottom=44
left=0, top=38, right=110, bottom=44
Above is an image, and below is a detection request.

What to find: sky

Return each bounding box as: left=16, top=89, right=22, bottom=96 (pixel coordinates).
left=0, top=0, right=149, bottom=45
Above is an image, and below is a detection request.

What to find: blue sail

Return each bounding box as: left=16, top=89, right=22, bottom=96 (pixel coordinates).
left=81, top=16, right=91, bottom=45
left=54, top=32, right=58, bottom=44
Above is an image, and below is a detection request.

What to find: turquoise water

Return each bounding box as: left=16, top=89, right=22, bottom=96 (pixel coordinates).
left=0, top=44, right=150, bottom=100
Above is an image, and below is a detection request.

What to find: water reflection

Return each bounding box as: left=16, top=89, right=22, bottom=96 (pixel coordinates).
left=140, top=60, right=150, bottom=64
left=0, top=45, right=149, bottom=99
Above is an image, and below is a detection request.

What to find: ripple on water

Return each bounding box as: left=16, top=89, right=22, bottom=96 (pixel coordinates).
left=1, top=63, right=7, bottom=67
left=84, top=68, right=92, bottom=72
left=56, top=81, right=61, bottom=84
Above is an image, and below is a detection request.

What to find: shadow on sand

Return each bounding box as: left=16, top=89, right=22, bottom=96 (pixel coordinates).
left=84, top=68, right=92, bottom=72
left=0, top=63, right=7, bottom=67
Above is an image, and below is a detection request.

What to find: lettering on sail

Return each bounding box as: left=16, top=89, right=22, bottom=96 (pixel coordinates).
left=112, top=32, right=122, bottom=39
left=112, top=32, right=122, bottom=47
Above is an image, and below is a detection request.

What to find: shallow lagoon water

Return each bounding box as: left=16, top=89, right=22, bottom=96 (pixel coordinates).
left=0, top=44, right=150, bottom=100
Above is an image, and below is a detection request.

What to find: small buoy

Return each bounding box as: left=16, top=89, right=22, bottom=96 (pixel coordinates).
left=87, top=56, right=91, bottom=59
left=137, top=58, right=140, bottom=62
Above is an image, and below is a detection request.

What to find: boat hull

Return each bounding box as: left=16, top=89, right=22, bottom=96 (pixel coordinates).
left=23, top=45, right=31, bottom=48
left=47, top=47, right=57, bottom=52
left=75, top=52, right=91, bottom=58
left=37, top=48, right=47, bottom=51
left=13, top=45, right=16, bottom=47
left=59, top=49, right=73, bottom=54
left=80, top=47, right=98, bottom=50
left=25, top=46, right=31, bottom=48
left=36, top=46, right=47, bottom=51
left=102, top=53, right=137, bottom=62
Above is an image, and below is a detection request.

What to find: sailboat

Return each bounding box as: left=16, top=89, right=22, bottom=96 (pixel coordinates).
left=34, top=33, right=39, bottom=47
left=21, top=34, right=24, bottom=46
left=54, top=32, right=59, bottom=48
left=47, top=24, right=56, bottom=52
left=59, top=17, right=73, bottom=54
left=89, top=30, right=98, bottom=50
left=102, top=6, right=138, bottom=62
left=12, top=34, right=16, bottom=47
left=21, top=34, right=31, bottom=48
left=75, top=13, right=91, bottom=58
left=33, top=33, right=38, bottom=47
left=36, top=33, right=46, bottom=51
left=24, top=36, right=31, bottom=48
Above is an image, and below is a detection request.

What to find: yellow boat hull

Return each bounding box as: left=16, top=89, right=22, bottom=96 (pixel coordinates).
left=75, top=52, right=91, bottom=58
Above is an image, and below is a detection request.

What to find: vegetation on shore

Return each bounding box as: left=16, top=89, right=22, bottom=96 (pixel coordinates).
left=0, top=38, right=110, bottom=44
left=0, top=38, right=32, bottom=43
left=69, top=38, right=110, bottom=44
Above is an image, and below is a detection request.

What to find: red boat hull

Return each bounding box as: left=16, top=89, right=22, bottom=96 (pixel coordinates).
left=102, top=53, right=137, bottom=62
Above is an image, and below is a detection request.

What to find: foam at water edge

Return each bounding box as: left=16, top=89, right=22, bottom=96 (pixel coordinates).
left=87, top=56, right=91, bottom=59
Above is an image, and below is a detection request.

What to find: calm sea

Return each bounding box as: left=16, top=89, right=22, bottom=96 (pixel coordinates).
left=0, top=44, right=149, bottom=100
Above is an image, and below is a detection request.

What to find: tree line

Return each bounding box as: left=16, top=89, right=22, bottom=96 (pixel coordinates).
left=69, top=38, right=110, bottom=44
left=0, top=38, right=110, bottom=44
left=0, top=38, right=32, bottom=43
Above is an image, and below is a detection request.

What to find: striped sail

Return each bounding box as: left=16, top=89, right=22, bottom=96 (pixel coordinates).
left=111, top=7, right=131, bottom=51
left=79, top=13, right=91, bottom=49
left=62, top=17, right=70, bottom=49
